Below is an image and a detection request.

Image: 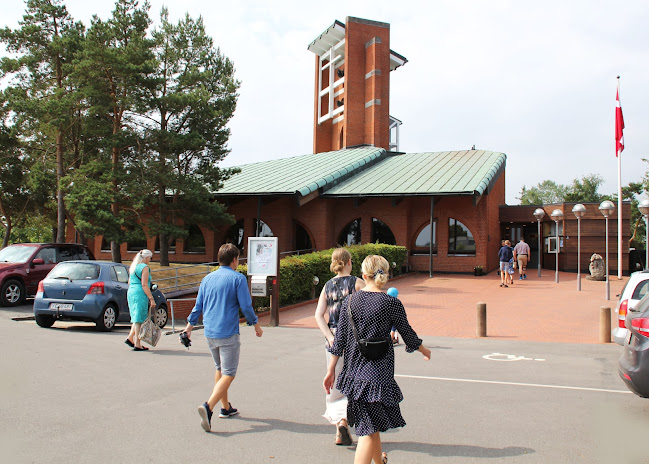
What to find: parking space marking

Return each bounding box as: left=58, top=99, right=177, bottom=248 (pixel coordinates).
left=395, top=374, right=632, bottom=394
left=482, top=352, right=546, bottom=362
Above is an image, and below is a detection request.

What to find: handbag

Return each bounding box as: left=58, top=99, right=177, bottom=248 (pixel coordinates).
left=139, top=308, right=161, bottom=347
left=347, top=293, right=391, bottom=361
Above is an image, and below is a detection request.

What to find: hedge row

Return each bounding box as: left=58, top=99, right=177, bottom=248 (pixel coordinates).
left=236, top=243, right=408, bottom=311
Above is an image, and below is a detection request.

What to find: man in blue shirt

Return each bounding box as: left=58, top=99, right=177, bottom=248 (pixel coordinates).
left=498, top=240, right=513, bottom=288
left=183, top=243, right=263, bottom=432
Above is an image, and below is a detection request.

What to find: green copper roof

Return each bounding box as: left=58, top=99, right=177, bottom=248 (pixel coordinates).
left=215, top=147, right=388, bottom=196
left=322, top=150, right=506, bottom=197
left=216, top=148, right=506, bottom=200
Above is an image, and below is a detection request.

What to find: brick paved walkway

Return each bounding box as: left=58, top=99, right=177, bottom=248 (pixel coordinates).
left=258, top=271, right=627, bottom=344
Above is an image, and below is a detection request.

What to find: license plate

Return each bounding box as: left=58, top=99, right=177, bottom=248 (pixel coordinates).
left=626, top=331, right=633, bottom=345
left=50, top=303, right=73, bottom=310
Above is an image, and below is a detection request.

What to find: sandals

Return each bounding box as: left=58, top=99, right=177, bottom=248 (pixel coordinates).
left=133, top=346, right=149, bottom=351
left=125, top=339, right=134, bottom=348
left=335, top=422, right=352, bottom=446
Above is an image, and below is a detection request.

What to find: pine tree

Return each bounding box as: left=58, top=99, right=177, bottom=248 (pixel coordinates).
left=69, top=0, right=155, bottom=262
left=141, top=9, right=239, bottom=265
left=0, top=0, right=85, bottom=243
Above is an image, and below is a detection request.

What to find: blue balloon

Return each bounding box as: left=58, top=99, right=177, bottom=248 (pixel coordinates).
left=386, top=287, right=398, bottom=298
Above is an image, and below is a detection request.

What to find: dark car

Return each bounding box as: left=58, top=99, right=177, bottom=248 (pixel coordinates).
left=619, top=291, right=649, bottom=397
left=33, top=261, right=168, bottom=331
left=0, top=243, right=95, bottom=307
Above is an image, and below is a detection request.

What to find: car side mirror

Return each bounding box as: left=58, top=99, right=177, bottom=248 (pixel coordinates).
left=32, top=259, right=45, bottom=266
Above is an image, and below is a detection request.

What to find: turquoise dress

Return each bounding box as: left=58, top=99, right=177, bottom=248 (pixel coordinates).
left=128, top=263, right=151, bottom=323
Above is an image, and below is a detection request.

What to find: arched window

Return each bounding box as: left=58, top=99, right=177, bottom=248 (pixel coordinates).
left=371, top=218, right=396, bottom=245
left=127, top=230, right=147, bottom=252
left=294, top=222, right=313, bottom=252
left=338, top=218, right=361, bottom=245
left=184, top=225, right=206, bottom=254
left=154, top=236, right=176, bottom=253
left=253, top=219, right=273, bottom=237
left=412, top=221, right=437, bottom=254
left=448, top=218, right=476, bottom=255
left=100, top=237, right=110, bottom=252
left=227, top=220, right=245, bottom=251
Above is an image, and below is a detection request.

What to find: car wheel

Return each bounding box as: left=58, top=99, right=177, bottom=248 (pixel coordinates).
left=96, top=304, right=117, bottom=332
left=154, top=304, right=168, bottom=328
left=1, top=279, right=25, bottom=307
left=35, top=314, right=55, bottom=328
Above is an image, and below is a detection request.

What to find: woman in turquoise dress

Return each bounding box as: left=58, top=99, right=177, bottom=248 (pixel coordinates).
left=125, top=249, right=155, bottom=351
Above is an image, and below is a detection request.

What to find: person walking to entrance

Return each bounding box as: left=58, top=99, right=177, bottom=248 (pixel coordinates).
left=182, top=243, right=263, bottom=433
left=315, top=248, right=364, bottom=446
left=513, top=238, right=531, bottom=280
left=323, top=255, right=431, bottom=464
left=505, top=240, right=515, bottom=286
left=498, top=240, right=513, bottom=287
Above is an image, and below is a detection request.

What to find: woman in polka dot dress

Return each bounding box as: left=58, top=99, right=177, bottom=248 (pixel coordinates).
left=324, top=255, right=431, bottom=464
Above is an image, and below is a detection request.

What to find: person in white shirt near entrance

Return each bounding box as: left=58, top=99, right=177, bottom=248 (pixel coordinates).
left=513, top=238, right=531, bottom=280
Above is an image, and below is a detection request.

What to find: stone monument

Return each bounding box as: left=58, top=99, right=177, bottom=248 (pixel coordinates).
left=587, top=253, right=606, bottom=281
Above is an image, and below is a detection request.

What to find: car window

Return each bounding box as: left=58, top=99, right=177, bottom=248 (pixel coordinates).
left=111, top=266, right=129, bottom=283
left=0, top=245, right=36, bottom=263
left=58, top=247, right=77, bottom=262
left=35, top=247, right=57, bottom=264
left=76, top=246, right=90, bottom=260
left=633, top=280, right=649, bottom=300
left=48, top=262, right=100, bottom=280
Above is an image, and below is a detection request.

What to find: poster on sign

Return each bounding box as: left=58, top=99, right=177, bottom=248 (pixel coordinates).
left=247, top=237, right=278, bottom=276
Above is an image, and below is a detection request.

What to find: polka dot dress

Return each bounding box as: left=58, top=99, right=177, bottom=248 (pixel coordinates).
left=329, top=290, right=423, bottom=436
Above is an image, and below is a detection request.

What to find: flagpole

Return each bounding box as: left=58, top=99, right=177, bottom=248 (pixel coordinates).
left=617, top=76, right=623, bottom=279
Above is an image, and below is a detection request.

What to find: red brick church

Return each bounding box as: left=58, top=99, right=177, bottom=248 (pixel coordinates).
left=83, top=16, right=630, bottom=275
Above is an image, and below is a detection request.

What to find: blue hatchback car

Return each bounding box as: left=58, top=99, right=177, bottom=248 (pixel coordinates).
left=33, top=261, right=168, bottom=331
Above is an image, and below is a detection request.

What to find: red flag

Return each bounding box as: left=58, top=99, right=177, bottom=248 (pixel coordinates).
left=616, top=87, right=625, bottom=157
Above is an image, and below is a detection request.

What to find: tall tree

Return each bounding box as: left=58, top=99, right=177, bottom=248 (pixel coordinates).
left=0, top=0, right=85, bottom=243
left=140, top=10, right=239, bottom=265
left=70, top=0, right=154, bottom=262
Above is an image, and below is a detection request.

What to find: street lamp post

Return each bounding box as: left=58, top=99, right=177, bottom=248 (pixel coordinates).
left=572, top=204, right=586, bottom=291
left=551, top=209, right=564, bottom=283
left=639, top=199, right=649, bottom=270
left=534, top=208, right=546, bottom=277
left=600, top=200, right=615, bottom=300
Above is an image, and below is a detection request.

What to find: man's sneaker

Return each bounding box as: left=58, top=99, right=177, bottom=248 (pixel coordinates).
left=219, top=402, right=239, bottom=418
left=198, top=402, right=212, bottom=432
left=519, top=276, right=523, bottom=280
left=523, top=274, right=527, bottom=279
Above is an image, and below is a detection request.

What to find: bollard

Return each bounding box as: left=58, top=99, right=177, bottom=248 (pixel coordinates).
left=477, top=302, right=487, bottom=337
left=600, top=306, right=611, bottom=343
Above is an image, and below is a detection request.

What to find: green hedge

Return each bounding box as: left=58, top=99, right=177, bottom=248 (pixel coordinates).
left=236, top=243, right=408, bottom=311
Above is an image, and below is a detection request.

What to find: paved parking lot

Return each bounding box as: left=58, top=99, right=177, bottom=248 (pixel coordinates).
left=1, top=289, right=648, bottom=464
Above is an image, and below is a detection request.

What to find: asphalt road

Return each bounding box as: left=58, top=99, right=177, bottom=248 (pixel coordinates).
left=1, top=302, right=648, bottom=464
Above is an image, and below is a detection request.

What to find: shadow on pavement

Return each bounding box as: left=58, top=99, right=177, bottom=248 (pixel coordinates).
left=382, top=441, right=535, bottom=458
left=205, top=416, right=335, bottom=438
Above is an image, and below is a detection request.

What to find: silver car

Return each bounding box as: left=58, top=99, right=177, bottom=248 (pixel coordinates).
left=613, top=270, right=649, bottom=345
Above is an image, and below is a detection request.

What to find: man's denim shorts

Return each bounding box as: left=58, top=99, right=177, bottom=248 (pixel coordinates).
left=206, top=334, right=241, bottom=376
left=499, top=261, right=508, bottom=272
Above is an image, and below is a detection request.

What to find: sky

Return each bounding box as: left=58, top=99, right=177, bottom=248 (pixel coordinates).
left=3, top=0, right=649, bottom=205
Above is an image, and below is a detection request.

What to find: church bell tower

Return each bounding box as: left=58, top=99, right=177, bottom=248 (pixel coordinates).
left=307, top=17, right=407, bottom=154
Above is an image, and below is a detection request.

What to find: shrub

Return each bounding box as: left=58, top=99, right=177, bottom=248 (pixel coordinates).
left=238, top=244, right=408, bottom=312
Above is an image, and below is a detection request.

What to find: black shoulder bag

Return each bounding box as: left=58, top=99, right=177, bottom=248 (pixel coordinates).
left=347, top=293, right=391, bottom=361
